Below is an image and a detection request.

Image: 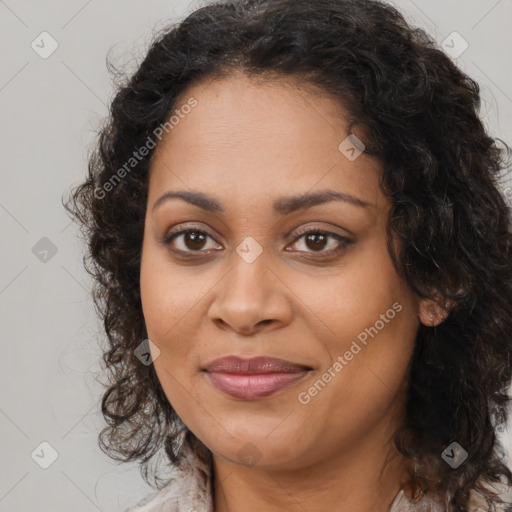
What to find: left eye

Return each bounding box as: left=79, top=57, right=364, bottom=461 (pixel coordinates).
left=287, top=229, right=350, bottom=254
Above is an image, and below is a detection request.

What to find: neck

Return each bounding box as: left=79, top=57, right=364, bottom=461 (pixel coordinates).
left=211, top=407, right=411, bottom=512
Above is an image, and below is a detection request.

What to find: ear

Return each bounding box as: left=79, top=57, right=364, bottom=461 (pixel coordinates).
left=418, top=297, right=450, bottom=327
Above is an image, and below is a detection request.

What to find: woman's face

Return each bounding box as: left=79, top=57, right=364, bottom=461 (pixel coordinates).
left=140, top=72, right=426, bottom=471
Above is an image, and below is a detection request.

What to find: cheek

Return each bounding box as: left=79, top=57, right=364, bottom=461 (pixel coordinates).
left=140, top=238, right=207, bottom=327
left=140, top=253, right=207, bottom=421
left=291, top=239, right=418, bottom=413
left=291, top=236, right=417, bottom=345
left=140, top=247, right=202, bottom=364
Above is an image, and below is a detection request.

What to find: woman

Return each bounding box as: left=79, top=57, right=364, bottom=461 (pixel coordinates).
left=64, top=0, right=512, bottom=510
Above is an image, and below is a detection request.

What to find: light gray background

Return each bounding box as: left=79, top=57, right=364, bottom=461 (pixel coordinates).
left=1, top=1, right=511, bottom=511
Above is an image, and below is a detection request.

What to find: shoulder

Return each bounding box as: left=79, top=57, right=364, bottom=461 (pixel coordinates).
left=466, top=481, right=512, bottom=512
left=123, top=444, right=213, bottom=512
left=391, top=481, right=512, bottom=512
left=123, top=483, right=180, bottom=512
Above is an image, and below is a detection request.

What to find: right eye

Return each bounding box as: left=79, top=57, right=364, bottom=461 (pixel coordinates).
left=162, top=228, right=223, bottom=255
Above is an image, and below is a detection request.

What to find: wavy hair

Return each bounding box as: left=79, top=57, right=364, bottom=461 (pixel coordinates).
left=64, top=0, right=512, bottom=509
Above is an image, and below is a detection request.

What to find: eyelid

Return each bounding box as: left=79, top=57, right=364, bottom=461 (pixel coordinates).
left=290, top=224, right=353, bottom=242
left=163, top=221, right=217, bottom=238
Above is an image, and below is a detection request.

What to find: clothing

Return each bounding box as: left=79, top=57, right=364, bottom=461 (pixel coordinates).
left=125, top=443, right=511, bottom=512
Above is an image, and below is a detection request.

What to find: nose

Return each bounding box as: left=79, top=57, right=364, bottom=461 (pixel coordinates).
left=207, top=249, right=293, bottom=335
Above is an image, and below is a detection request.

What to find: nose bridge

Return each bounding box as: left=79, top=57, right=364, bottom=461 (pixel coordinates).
left=226, top=239, right=272, bottom=306
left=208, top=238, right=291, bottom=332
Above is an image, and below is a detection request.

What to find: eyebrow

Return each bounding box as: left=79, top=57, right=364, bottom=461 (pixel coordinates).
left=152, top=189, right=370, bottom=215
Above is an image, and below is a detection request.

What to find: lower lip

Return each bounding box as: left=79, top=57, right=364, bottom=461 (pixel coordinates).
left=205, top=371, right=309, bottom=400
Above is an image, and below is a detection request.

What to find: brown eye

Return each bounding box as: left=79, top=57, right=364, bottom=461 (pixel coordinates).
left=163, top=229, right=221, bottom=254
left=288, top=229, right=352, bottom=255
left=181, top=231, right=208, bottom=250
left=304, top=232, right=329, bottom=251
left=162, top=226, right=352, bottom=259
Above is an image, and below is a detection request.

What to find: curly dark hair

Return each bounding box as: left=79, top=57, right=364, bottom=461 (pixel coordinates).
left=63, top=0, right=512, bottom=509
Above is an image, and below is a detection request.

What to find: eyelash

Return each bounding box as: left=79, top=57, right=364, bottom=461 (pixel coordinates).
left=161, top=225, right=352, bottom=258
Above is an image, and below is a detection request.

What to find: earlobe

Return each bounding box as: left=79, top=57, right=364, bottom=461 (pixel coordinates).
left=418, top=298, right=450, bottom=327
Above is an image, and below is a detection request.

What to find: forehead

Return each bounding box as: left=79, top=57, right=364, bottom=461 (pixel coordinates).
left=148, top=72, right=383, bottom=208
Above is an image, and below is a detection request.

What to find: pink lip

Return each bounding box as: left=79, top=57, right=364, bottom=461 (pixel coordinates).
left=203, top=356, right=311, bottom=400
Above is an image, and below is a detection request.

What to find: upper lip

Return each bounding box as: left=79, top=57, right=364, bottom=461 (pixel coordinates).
left=203, top=356, right=311, bottom=374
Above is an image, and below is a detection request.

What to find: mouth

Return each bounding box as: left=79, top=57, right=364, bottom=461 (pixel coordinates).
left=202, top=356, right=312, bottom=400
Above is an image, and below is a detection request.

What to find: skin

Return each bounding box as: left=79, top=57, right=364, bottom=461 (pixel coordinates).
left=140, top=71, right=446, bottom=512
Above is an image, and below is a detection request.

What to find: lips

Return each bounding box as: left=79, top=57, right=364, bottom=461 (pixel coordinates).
left=203, top=356, right=312, bottom=400
left=204, top=356, right=311, bottom=374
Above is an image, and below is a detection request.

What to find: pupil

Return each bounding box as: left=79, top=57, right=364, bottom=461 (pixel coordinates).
left=306, top=233, right=327, bottom=251
left=186, top=231, right=206, bottom=250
